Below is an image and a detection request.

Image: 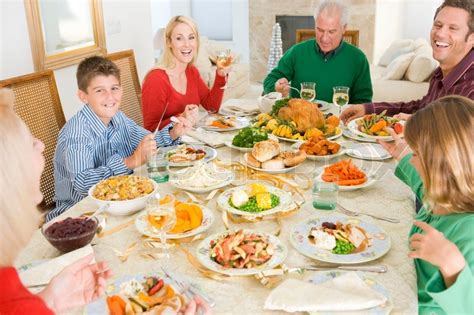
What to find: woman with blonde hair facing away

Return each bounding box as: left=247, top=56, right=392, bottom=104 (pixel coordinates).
left=142, top=15, right=228, bottom=131
left=0, top=88, right=112, bottom=314
left=386, top=95, right=473, bottom=314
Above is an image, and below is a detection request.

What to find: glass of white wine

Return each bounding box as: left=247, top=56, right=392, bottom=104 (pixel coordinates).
left=333, top=86, right=350, bottom=114
left=215, top=49, right=233, bottom=89
left=146, top=195, right=176, bottom=259
left=300, top=82, right=316, bottom=102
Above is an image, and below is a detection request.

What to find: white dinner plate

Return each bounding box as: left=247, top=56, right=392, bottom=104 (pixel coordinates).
left=216, top=184, right=293, bottom=217
left=224, top=134, right=278, bottom=152
left=342, top=127, right=377, bottom=143
left=135, top=204, right=214, bottom=239
left=290, top=141, right=346, bottom=161
left=290, top=215, right=391, bottom=264
left=314, top=100, right=331, bottom=111
left=169, top=170, right=234, bottom=193
left=196, top=229, right=287, bottom=276
left=314, top=167, right=377, bottom=191
left=164, top=145, right=217, bottom=167
left=242, top=153, right=304, bottom=174
left=348, top=118, right=399, bottom=141
left=201, top=116, right=250, bottom=132
left=345, top=143, right=392, bottom=161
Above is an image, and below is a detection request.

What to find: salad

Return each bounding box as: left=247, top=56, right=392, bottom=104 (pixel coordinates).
left=357, top=110, right=404, bottom=136
left=228, top=183, right=280, bottom=213
left=309, top=221, right=370, bottom=254
left=231, top=127, right=268, bottom=148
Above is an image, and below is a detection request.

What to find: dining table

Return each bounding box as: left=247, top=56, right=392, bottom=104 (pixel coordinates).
left=16, top=101, right=419, bottom=314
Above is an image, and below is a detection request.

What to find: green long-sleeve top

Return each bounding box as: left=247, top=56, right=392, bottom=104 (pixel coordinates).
left=263, top=40, right=373, bottom=104
left=395, top=154, right=474, bottom=315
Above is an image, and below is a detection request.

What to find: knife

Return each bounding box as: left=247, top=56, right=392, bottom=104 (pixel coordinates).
left=260, top=264, right=387, bottom=277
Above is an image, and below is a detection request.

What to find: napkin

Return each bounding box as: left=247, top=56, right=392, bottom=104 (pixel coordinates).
left=264, top=272, right=387, bottom=313
left=347, top=143, right=390, bottom=159
left=220, top=99, right=259, bottom=115
left=185, top=128, right=226, bottom=148
left=19, top=244, right=94, bottom=287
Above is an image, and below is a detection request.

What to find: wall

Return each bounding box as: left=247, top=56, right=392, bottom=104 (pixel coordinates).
left=249, top=0, right=377, bottom=81
left=0, top=0, right=155, bottom=120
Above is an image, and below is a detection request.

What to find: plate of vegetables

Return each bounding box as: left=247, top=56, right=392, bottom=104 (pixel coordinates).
left=224, top=127, right=271, bottom=152
left=217, top=183, right=293, bottom=217
left=348, top=110, right=404, bottom=141
left=290, top=215, right=391, bottom=264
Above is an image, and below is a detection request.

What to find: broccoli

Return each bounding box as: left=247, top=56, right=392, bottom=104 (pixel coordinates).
left=232, top=127, right=268, bottom=148
left=270, top=97, right=290, bottom=116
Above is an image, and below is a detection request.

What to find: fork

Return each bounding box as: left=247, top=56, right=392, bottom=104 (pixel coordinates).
left=337, top=202, right=400, bottom=223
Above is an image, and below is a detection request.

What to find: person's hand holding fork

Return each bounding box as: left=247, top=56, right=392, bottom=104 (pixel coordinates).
left=181, top=104, right=200, bottom=126
left=169, top=116, right=193, bottom=139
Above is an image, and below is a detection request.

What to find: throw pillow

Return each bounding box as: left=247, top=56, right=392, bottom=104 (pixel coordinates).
left=378, top=39, right=415, bottom=67
left=382, top=53, right=416, bottom=80
left=406, top=54, right=439, bottom=83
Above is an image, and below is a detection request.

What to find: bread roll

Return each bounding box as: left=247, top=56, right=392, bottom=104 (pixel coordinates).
left=280, top=150, right=307, bottom=167
left=244, top=153, right=261, bottom=168
left=261, top=157, right=285, bottom=170
left=252, top=140, right=280, bottom=162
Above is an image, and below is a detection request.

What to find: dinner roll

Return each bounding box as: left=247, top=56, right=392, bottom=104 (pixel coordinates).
left=280, top=150, right=307, bottom=167
left=244, top=153, right=261, bottom=168
left=261, top=157, right=285, bottom=170
left=252, top=140, right=280, bottom=162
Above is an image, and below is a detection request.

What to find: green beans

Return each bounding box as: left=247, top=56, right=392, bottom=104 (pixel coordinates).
left=332, top=239, right=355, bottom=254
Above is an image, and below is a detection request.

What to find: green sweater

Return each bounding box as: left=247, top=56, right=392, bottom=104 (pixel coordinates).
left=395, top=154, right=474, bottom=315
left=263, top=40, right=373, bottom=104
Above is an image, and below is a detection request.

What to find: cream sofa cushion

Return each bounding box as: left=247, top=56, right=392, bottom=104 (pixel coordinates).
left=378, top=39, right=415, bottom=67
left=406, top=40, right=438, bottom=83
left=382, top=53, right=415, bottom=80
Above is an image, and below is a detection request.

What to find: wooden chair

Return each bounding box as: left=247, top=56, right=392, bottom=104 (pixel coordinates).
left=105, top=50, right=143, bottom=126
left=295, top=29, right=359, bottom=47
left=0, top=70, right=66, bottom=211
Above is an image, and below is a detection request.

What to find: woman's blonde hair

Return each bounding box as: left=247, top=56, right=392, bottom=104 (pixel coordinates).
left=404, top=95, right=474, bottom=213
left=0, top=88, right=41, bottom=266
left=152, top=15, right=200, bottom=71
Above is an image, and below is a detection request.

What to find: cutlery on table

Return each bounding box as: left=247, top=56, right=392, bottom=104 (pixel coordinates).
left=260, top=264, right=388, bottom=277
left=337, top=202, right=400, bottom=223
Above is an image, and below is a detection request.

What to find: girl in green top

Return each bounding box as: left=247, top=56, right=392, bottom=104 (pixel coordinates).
left=383, top=95, right=473, bottom=314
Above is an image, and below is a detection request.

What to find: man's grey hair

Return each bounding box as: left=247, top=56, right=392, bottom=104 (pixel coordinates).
left=314, top=0, right=349, bottom=26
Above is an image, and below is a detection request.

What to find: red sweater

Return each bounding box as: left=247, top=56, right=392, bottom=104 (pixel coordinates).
left=142, top=65, right=226, bottom=131
left=0, top=267, right=54, bottom=315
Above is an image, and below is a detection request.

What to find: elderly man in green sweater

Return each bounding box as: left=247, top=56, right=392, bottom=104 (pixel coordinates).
left=263, top=1, right=373, bottom=104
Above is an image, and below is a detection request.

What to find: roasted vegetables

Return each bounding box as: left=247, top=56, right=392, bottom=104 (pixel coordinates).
left=232, top=127, right=268, bottom=148
left=357, top=110, right=402, bottom=136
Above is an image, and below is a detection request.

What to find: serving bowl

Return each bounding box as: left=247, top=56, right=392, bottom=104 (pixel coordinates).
left=42, top=216, right=98, bottom=253
left=88, top=176, right=159, bottom=216
left=258, top=92, right=282, bottom=113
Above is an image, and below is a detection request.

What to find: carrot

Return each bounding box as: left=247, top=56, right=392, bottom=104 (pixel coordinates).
left=369, top=120, right=387, bottom=133
left=106, top=296, right=125, bottom=315
left=210, top=121, right=230, bottom=128
left=337, top=177, right=367, bottom=186
left=322, top=159, right=367, bottom=185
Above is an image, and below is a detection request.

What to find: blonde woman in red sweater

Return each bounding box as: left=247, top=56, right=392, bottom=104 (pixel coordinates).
left=142, top=15, right=229, bottom=131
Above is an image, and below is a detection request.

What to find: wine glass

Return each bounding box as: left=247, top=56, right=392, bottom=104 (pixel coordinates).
left=146, top=195, right=176, bottom=259
left=333, top=86, right=350, bottom=114
left=300, top=82, right=316, bottom=102
left=215, top=49, right=234, bottom=89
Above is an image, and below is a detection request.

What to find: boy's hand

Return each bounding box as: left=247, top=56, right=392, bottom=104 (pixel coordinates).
left=182, top=104, right=199, bottom=125
left=409, top=221, right=466, bottom=286
left=124, top=134, right=157, bottom=169
left=170, top=116, right=192, bottom=139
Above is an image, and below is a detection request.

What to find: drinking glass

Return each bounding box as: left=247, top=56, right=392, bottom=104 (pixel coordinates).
left=215, top=49, right=233, bottom=89
left=300, top=82, right=316, bottom=102
left=147, top=151, right=169, bottom=183
left=146, top=196, right=176, bottom=258
left=312, top=176, right=339, bottom=210
left=333, top=86, right=350, bottom=114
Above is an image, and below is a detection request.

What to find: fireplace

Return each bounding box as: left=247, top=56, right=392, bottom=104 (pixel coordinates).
left=275, top=15, right=314, bottom=52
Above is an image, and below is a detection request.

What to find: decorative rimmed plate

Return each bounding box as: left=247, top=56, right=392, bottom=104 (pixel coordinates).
left=307, top=271, right=393, bottom=315
left=224, top=134, right=278, bottom=153
left=201, top=116, right=250, bottom=132
left=348, top=118, right=401, bottom=141
left=196, top=229, right=287, bottom=276
left=314, top=167, right=377, bottom=191
left=217, top=184, right=293, bottom=217
left=314, top=100, right=331, bottom=111
left=342, top=127, right=377, bottom=143
left=163, top=145, right=217, bottom=167
left=275, top=127, right=343, bottom=143
left=135, top=204, right=214, bottom=239
left=242, top=153, right=304, bottom=174
left=290, top=141, right=346, bottom=161
left=345, top=143, right=392, bottom=161
left=169, top=171, right=234, bottom=194
left=290, top=215, right=391, bottom=264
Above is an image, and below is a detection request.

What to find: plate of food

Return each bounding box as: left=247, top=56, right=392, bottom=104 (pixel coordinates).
left=290, top=215, right=391, bottom=264
left=315, top=159, right=377, bottom=191
left=135, top=199, right=214, bottom=239
left=202, top=115, right=250, bottom=131
left=313, top=100, right=331, bottom=111
left=242, top=139, right=306, bottom=174
left=217, top=183, right=293, bottom=217
left=168, top=163, right=234, bottom=193
left=342, top=127, right=377, bottom=143
left=347, top=111, right=404, bottom=141
left=273, top=126, right=343, bottom=143
left=196, top=229, right=288, bottom=276
left=86, top=273, right=196, bottom=314
left=224, top=126, right=271, bottom=152
left=345, top=143, right=392, bottom=161
left=164, top=144, right=216, bottom=167
left=307, top=271, right=393, bottom=315
left=291, top=137, right=345, bottom=161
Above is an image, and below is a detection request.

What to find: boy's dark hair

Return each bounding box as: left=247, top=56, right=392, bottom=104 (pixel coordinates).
left=76, top=56, right=121, bottom=92
left=435, top=0, right=473, bottom=35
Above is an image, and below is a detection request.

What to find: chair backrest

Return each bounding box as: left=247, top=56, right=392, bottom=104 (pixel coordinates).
left=295, top=29, right=359, bottom=47
left=105, top=50, right=143, bottom=126
left=0, top=70, right=66, bottom=211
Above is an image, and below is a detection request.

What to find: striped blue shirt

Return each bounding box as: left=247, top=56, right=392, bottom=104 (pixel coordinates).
left=48, top=105, right=179, bottom=221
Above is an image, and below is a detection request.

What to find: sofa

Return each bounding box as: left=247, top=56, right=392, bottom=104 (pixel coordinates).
left=194, top=36, right=250, bottom=101
left=370, top=38, right=437, bottom=102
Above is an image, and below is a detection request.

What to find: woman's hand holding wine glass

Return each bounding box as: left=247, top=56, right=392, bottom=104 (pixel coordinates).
left=215, top=49, right=234, bottom=89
